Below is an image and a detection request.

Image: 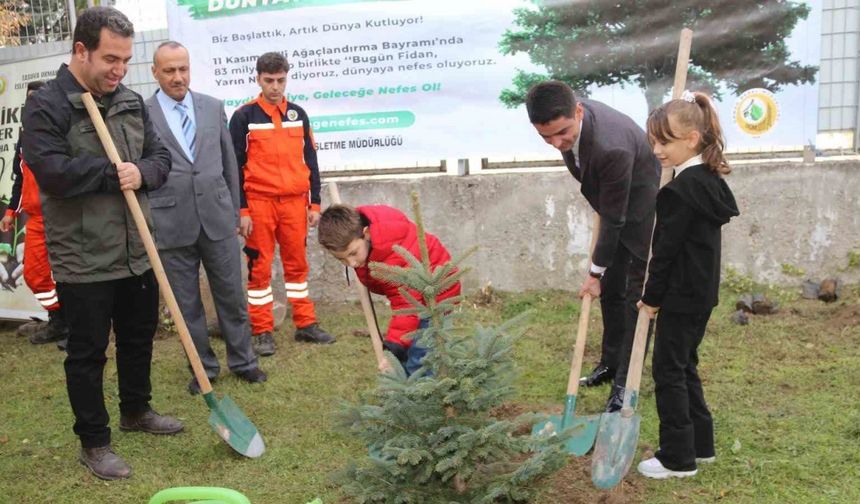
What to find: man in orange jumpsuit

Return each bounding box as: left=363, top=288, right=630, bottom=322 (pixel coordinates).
left=229, top=52, right=335, bottom=356
left=0, top=81, right=69, bottom=348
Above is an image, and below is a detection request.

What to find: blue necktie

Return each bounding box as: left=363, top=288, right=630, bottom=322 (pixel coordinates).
left=176, top=102, right=196, bottom=160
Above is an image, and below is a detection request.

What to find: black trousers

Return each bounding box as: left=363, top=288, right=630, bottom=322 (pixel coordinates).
left=652, top=309, right=715, bottom=471
left=57, top=270, right=159, bottom=448
left=598, top=243, right=646, bottom=386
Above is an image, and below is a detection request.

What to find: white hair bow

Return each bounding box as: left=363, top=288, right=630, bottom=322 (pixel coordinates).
left=681, top=90, right=696, bottom=103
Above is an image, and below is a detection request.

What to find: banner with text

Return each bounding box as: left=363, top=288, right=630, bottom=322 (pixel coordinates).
left=0, top=54, right=65, bottom=320
left=166, top=0, right=820, bottom=169
left=167, top=0, right=550, bottom=169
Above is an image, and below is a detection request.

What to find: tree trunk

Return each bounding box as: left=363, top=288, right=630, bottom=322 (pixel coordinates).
left=453, top=475, right=467, bottom=494
left=643, top=79, right=671, bottom=112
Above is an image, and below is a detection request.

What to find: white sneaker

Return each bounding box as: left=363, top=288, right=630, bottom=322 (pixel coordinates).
left=637, top=457, right=697, bottom=479
left=696, top=456, right=716, bottom=464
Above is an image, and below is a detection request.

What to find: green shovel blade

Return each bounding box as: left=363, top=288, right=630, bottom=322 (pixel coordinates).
left=591, top=409, right=640, bottom=489
left=203, top=392, right=265, bottom=458
left=532, top=394, right=600, bottom=456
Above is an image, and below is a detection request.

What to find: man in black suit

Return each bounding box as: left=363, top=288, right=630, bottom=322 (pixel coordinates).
left=526, top=81, right=660, bottom=411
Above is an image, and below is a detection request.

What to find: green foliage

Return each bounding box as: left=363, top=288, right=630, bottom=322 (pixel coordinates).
left=780, top=263, right=805, bottom=277
left=723, top=266, right=796, bottom=304
left=722, top=266, right=759, bottom=294
left=846, top=250, right=860, bottom=270
left=499, top=0, right=818, bottom=110
left=335, top=193, right=570, bottom=503
left=2, top=286, right=860, bottom=502
left=1, top=0, right=81, bottom=45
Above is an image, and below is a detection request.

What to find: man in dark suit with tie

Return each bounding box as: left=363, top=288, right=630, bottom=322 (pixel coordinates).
left=526, top=81, right=660, bottom=411
left=145, top=41, right=266, bottom=395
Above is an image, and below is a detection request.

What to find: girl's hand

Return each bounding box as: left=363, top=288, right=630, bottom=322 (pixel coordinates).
left=636, top=300, right=659, bottom=319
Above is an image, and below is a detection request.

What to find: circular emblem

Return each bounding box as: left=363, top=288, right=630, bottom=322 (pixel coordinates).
left=287, top=109, right=298, bottom=121
left=0, top=75, right=7, bottom=96
left=734, top=88, right=778, bottom=136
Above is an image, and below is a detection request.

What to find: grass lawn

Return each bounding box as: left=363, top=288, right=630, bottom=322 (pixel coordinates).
left=1, top=284, right=858, bottom=503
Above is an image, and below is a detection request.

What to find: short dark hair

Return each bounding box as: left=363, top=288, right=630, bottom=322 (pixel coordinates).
left=72, top=6, right=134, bottom=52
left=26, top=81, right=45, bottom=93
left=318, top=205, right=364, bottom=252
left=153, top=41, right=187, bottom=65
left=525, top=80, right=577, bottom=124
left=256, top=52, right=289, bottom=74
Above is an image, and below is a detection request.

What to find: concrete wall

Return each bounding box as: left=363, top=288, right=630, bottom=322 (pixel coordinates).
left=305, top=159, right=860, bottom=302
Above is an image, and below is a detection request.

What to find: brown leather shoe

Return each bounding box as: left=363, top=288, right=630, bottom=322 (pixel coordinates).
left=119, top=409, right=184, bottom=435
left=79, top=445, right=132, bottom=480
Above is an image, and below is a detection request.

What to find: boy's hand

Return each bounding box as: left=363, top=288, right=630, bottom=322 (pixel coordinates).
left=579, top=275, right=601, bottom=298
left=637, top=300, right=659, bottom=319
left=0, top=215, right=13, bottom=233
left=378, top=359, right=394, bottom=374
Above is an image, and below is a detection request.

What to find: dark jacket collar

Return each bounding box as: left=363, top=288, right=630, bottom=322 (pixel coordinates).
left=56, top=63, right=85, bottom=93
left=56, top=63, right=130, bottom=105
left=578, top=101, right=595, bottom=172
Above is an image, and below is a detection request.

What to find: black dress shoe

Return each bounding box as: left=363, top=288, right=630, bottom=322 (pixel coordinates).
left=187, top=375, right=217, bottom=396
left=294, top=323, right=336, bottom=344
left=580, top=364, right=615, bottom=387
left=235, top=367, right=267, bottom=384
left=605, top=384, right=625, bottom=413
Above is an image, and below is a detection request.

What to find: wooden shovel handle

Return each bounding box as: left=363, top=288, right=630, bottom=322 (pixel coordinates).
left=664, top=28, right=694, bottom=186
left=567, top=212, right=600, bottom=395
left=623, top=309, right=651, bottom=396
left=81, top=93, right=213, bottom=395
left=566, top=293, right=592, bottom=396
left=621, top=29, right=694, bottom=402
left=671, top=28, right=694, bottom=100
left=327, top=182, right=387, bottom=368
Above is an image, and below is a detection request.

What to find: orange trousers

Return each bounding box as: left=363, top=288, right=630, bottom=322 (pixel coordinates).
left=24, top=215, right=60, bottom=311
left=244, top=194, right=316, bottom=334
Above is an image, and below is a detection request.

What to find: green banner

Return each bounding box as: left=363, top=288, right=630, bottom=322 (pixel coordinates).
left=178, top=0, right=403, bottom=20
left=310, top=111, right=415, bottom=132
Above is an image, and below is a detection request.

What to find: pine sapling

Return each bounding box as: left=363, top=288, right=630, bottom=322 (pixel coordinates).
left=335, top=192, right=571, bottom=504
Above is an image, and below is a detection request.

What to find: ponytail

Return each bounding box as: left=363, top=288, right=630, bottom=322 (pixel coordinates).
left=694, top=93, right=731, bottom=175
left=647, top=92, right=731, bottom=176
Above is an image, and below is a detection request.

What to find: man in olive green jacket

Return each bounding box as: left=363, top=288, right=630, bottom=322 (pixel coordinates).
left=22, top=7, right=182, bottom=481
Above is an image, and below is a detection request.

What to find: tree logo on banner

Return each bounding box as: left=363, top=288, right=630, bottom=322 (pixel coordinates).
left=734, top=88, right=779, bottom=137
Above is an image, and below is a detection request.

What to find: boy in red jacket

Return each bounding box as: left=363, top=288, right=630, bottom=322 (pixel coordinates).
left=318, top=204, right=460, bottom=375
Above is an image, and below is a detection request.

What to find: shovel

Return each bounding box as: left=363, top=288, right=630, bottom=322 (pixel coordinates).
left=533, top=212, right=602, bottom=454
left=591, top=28, right=694, bottom=488
left=532, top=292, right=600, bottom=455
left=591, top=308, right=649, bottom=488
left=81, top=92, right=264, bottom=458
left=326, top=182, right=389, bottom=372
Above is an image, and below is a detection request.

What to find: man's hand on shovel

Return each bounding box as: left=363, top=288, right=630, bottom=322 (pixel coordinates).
left=117, top=162, right=142, bottom=191
left=579, top=274, right=601, bottom=299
